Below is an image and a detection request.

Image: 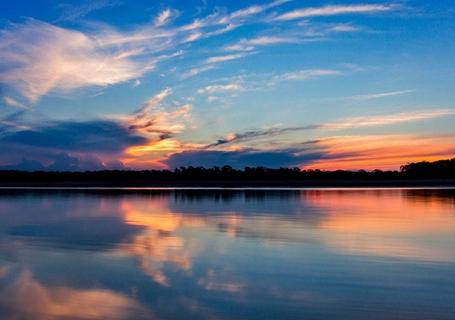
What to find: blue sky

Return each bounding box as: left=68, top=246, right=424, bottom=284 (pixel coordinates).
left=0, top=0, right=454, bottom=170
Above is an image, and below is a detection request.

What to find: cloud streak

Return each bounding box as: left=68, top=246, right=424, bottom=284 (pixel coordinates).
left=277, top=69, right=342, bottom=82
left=154, top=8, right=179, bottom=27
left=205, top=53, right=250, bottom=64
left=197, top=83, right=243, bottom=95
left=56, top=0, right=120, bottom=22
left=206, top=109, right=455, bottom=148
left=323, top=109, right=455, bottom=129
left=274, top=4, right=397, bottom=21
left=225, top=36, right=301, bottom=52
left=349, top=89, right=415, bottom=101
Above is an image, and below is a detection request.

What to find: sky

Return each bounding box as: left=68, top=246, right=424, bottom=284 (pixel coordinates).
left=0, top=0, right=454, bottom=171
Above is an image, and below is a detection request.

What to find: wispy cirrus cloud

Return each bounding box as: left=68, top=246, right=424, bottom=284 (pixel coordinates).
left=1, top=0, right=290, bottom=101
left=154, top=8, right=180, bottom=27
left=197, top=83, right=244, bottom=95
left=328, top=23, right=362, bottom=33
left=56, top=0, right=120, bottom=22
left=0, top=20, right=156, bottom=102
left=182, top=52, right=254, bottom=79
left=277, top=69, right=342, bottom=82
left=273, top=4, right=397, bottom=21
left=177, top=0, right=290, bottom=35
left=0, top=0, right=397, bottom=102
left=196, top=68, right=343, bottom=97
left=2, top=96, right=29, bottom=110
left=205, top=53, right=250, bottom=64
left=206, top=109, right=455, bottom=148
left=180, top=65, right=216, bottom=79
left=349, top=89, right=415, bottom=101
left=133, top=88, right=172, bottom=117
left=192, top=0, right=291, bottom=31
left=224, top=36, right=301, bottom=52
left=322, top=109, right=455, bottom=129
left=222, top=0, right=291, bottom=21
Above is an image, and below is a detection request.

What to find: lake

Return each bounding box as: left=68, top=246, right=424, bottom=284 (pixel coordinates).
left=0, top=188, right=454, bottom=319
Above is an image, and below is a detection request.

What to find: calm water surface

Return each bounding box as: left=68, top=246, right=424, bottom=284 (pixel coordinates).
left=0, top=188, right=454, bottom=320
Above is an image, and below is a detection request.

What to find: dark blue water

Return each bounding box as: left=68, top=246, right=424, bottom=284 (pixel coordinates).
left=0, top=188, right=454, bottom=320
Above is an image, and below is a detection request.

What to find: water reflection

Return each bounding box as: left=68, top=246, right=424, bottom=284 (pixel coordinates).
left=0, top=189, right=454, bottom=319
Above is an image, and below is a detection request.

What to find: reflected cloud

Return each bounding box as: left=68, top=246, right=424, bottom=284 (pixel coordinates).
left=197, top=269, right=243, bottom=293
left=0, top=270, right=151, bottom=320
left=116, top=198, right=205, bottom=285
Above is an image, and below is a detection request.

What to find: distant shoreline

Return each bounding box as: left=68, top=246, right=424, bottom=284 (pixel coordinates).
left=1, top=159, right=455, bottom=188
left=1, top=179, right=455, bottom=188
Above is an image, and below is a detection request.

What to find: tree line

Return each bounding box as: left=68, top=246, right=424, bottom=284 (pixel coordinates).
left=0, top=158, right=454, bottom=185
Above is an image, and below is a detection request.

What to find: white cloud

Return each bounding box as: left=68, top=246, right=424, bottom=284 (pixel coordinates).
left=181, top=65, right=216, bottom=79
left=324, top=109, right=455, bottom=129
left=223, top=0, right=291, bottom=21
left=184, top=32, right=203, bottom=43
left=277, top=69, right=342, bottom=81
left=329, top=23, right=361, bottom=33
left=154, top=8, right=179, bottom=27
left=0, top=20, right=156, bottom=102
left=2, top=96, right=29, bottom=109
left=225, top=36, right=300, bottom=51
left=179, top=0, right=289, bottom=35
left=197, top=83, right=243, bottom=94
left=56, top=0, right=119, bottom=22
left=274, top=4, right=396, bottom=21
left=207, top=96, right=222, bottom=102
left=205, top=53, right=249, bottom=64
left=0, top=1, right=398, bottom=103
left=0, top=1, right=291, bottom=102
left=134, top=88, right=172, bottom=116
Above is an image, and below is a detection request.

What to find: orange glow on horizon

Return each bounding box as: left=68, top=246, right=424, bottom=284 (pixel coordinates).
left=304, top=135, right=455, bottom=170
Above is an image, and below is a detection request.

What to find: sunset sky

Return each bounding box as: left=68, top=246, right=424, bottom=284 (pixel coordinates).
left=0, top=0, right=454, bottom=170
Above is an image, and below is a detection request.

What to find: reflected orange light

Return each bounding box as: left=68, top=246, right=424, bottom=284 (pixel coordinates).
left=301, top=190, right=455, bottom=260
left=116, top=199, right=205, bottom=285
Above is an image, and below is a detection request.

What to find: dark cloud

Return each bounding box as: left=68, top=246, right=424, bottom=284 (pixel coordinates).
left=0, top=159, right=46, bottom=171
left=0, top=153, right=127, bottom=171
left=0, top=119, right=145, bottom=171
left=165, top=148, right=329, bottom=169
left=206, top=125, right=321, bottom=148
left=2, top=120, right=146, bottom=153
